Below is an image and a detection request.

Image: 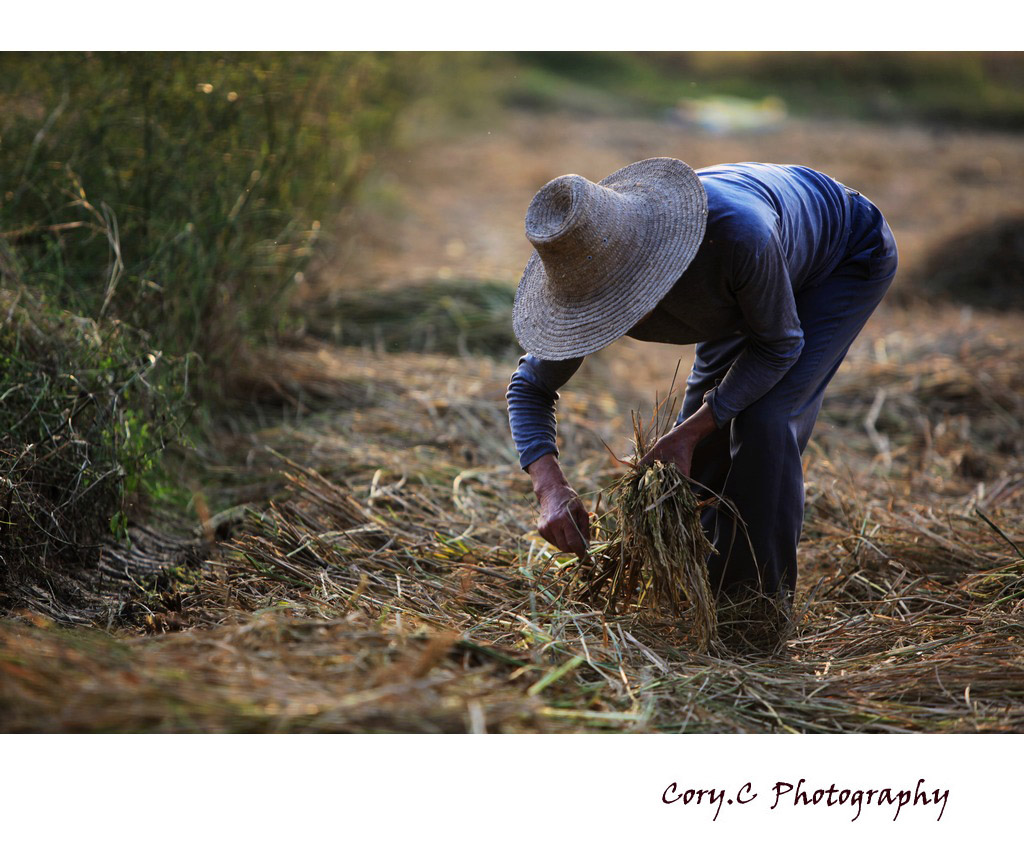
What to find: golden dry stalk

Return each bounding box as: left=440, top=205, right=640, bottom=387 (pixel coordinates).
left=576, top=460, right=717, bottom=649
left=569, top=386, right=720, bottom=649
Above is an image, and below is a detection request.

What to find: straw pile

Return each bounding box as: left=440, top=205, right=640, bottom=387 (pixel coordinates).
left=572, top=408, right=717, bottom=649
left=307, top=280, right=520, bottom=358
left=2, top=303, right=1023, bottom=732
left=910, top=214, right=1024, bottom=311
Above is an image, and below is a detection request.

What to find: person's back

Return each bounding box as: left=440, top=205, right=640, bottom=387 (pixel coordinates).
left=698, top=163, right=853, bottom=291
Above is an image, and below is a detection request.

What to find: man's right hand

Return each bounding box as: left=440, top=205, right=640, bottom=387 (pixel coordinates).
left=537, top=483, right=591, bottom=557
left=526, top=454, right=591, bottom=557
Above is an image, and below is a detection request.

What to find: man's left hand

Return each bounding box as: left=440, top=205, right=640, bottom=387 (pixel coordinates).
left=636, top=424, right=697, bottom=476
left=635, top=401, right=719, bottom=476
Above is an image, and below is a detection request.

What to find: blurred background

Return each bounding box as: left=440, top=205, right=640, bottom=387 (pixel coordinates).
left=2, top=52, right=1023, bottom=732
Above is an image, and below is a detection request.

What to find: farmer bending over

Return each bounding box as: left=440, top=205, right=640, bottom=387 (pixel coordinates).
left=506, top=159, right=898, bottom=603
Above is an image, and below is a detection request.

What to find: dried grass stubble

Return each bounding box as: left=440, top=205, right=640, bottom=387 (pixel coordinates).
left=8, top=320, right=1024, bottom=732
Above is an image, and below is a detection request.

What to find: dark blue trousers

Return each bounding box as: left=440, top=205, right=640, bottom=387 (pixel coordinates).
left=677, top=192, right=898, bottom=598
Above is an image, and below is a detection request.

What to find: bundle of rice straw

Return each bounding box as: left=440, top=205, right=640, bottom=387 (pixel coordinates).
left=574, top=399, right=718, bottom=650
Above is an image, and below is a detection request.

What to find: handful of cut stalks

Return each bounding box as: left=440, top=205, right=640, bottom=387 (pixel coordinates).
left=572, top=403, right=718, bottom=651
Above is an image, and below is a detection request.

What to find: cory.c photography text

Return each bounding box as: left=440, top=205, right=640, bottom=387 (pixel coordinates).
left=661, top=778, right=949, bottom=822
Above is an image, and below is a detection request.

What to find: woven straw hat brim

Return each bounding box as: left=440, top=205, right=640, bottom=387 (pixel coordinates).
left=513, top=158, right=708, bottom=361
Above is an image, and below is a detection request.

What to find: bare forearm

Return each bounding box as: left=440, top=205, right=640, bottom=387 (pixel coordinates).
left=526, top=453, right=570, bottom=500
left=675, top=401, right=718, bottom=446
left=527, top=453, right=590, bottom=556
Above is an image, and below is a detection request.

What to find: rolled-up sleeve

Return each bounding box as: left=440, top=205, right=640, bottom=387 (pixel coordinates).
left=703, top=231, right=805, bottom=426
left=506, top=354, right=584, bottom=470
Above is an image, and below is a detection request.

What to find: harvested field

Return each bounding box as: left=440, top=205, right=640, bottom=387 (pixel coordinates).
left=3, top=109, right=1024, bottom=734
left=3, top=304, right=1022, bottom=732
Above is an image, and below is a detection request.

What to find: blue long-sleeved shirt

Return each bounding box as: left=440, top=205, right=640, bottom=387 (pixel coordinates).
left=506, top=163, right=857, bottom=470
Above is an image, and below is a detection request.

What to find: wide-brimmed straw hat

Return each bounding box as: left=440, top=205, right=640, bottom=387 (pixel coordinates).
left=512, top=157, right=708, bottom=360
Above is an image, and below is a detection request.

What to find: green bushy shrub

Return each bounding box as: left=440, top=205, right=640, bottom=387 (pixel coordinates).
left=0, top=53, right=435, bottom=594
left=0, top=285, right=189, bottom=592
left=0, top=52, right=420, bottom=389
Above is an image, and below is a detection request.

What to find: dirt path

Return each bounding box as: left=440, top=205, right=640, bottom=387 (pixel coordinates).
left=328, top=107, right=1024, bottom=294
left=316, top=106, right=1024, bottom=414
